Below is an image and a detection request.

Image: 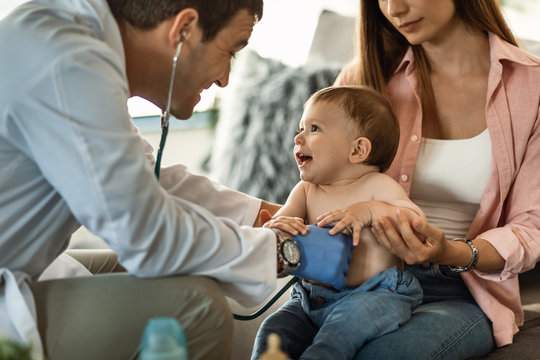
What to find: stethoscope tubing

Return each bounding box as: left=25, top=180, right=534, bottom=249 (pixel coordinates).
left=154, top=39, right=184, bottom=179
left=152, top=37, right=293, bottom=321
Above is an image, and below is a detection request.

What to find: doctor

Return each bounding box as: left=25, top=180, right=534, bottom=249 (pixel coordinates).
left=0, top=0, right=352, bottom=359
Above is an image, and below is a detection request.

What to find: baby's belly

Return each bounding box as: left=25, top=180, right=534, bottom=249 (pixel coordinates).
left=345, top=228, right=402, bottom=287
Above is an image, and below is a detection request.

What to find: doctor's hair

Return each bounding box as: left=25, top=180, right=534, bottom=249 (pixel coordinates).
left=349, top=0, right=516, bottom=134
left=307, top=86, right=399, bottom=173
left=106, top=0, right=263, bottom=41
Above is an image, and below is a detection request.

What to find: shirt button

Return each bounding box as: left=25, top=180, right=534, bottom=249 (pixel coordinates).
left=411, top=135, right=418, bottom=142
left=401, top=174, right=409, bottom=182
left=316, top=296, right=326, bottom=305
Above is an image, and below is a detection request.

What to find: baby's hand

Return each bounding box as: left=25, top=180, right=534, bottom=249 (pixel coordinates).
left=262, top=216, right=308, bottom=236
left=316, top=204, right=373, bottom=246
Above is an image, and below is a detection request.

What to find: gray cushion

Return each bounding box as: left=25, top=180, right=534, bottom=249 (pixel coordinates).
left=521, top=38, right=540, bottom=57
left=472, top=328, right=540, bottom=359
left=306, top=9, right=356, bottom=66
left=209, top=51, right=341, bottom=204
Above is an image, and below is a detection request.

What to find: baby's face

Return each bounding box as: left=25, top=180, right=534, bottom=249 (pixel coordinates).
left=294, top=101, right=355, bottom=184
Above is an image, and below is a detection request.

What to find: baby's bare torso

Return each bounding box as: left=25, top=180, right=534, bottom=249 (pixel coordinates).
left=305, top=183, right=402, bottom=287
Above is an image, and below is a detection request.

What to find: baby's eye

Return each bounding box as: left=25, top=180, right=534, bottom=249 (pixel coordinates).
left=310, top=124, right=320, bottom=132
left=296, top=127, right=304, bottom=134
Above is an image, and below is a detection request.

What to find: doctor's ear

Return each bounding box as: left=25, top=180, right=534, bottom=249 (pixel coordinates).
left=349, top=137, right=372, bottom=164
left=169, top=8, right=198, bottom=46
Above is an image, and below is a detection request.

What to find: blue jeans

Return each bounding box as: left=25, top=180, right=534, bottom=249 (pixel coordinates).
left=252, top=264, right=495, bottom=360
left=252, top=267, right=422, bottom=360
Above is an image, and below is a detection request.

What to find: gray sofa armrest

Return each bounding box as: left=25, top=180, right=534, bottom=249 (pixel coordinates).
left=471, top=266, right=540, bottom=359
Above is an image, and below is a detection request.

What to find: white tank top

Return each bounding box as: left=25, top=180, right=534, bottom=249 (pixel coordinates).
left=409, top=129, right=492, bottom=239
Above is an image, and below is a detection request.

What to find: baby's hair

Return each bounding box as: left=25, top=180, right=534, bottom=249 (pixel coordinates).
left=306, top=86, right=399, bottom=172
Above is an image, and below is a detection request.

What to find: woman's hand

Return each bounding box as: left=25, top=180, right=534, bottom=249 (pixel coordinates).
left=263, top=215, right=308, bottom=236
left=372, top=209, right=449, bottom=265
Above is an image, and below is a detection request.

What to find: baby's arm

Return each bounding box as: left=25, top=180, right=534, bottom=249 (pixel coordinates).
left=370, top=175, right=424, bottom=221
left=263, top=182, right=309, bottom=235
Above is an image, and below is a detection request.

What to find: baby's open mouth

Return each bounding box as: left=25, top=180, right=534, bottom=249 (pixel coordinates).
left=296, top=153, right=312, bottom=165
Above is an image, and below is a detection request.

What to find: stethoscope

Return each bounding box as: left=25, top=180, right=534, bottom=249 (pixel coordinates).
left=154, top=30, right=187, bottom=179
left=152, top=30, right=297, bottom=320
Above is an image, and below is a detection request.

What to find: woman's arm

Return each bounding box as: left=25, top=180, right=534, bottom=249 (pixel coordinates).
left=373, top=97, right=540, bottom=276
left=474, top=105, right=540, bottom=276
left=372, top=211, right=505, bottom=272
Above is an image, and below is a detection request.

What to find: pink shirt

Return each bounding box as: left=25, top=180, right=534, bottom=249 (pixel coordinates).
left=336, top=33, right=540, bottom=347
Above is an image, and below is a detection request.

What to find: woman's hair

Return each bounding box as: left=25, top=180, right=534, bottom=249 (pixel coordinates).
left=353, top=0, right=517, bottom=129
left=106, top=0, right=263, bottom=41
left=308, top=86, right=400, bottom=173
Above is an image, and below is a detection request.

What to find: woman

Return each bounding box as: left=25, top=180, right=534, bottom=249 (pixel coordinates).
left=322, top=0, right=540, bottom=358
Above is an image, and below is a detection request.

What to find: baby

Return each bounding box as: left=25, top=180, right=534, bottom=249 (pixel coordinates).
left=253, top=86, right=425, bottom=360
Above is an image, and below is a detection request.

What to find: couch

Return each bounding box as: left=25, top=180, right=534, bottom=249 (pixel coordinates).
left=68, top=8, right=540, bottom=360
left=208, top=9, right=540, bottom=360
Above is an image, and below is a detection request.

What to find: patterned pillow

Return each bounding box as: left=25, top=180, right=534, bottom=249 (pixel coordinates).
left=209, top=50, right=341, bottom=203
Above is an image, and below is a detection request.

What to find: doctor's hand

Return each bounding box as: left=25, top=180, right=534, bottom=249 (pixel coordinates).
left=263, top=215, right=308, bottom=236
left=291, top=224, right=353, bottom=290
left=254, top=201, right=281, bottom=227
left=371, top=209, right=448, bottom=265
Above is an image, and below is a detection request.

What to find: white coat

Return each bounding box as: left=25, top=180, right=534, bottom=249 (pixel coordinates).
left=0, top=0, right=277, bottom=358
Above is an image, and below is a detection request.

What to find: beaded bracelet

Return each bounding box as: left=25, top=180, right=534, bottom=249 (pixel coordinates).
left=449, top=238, right=479, bottom=273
